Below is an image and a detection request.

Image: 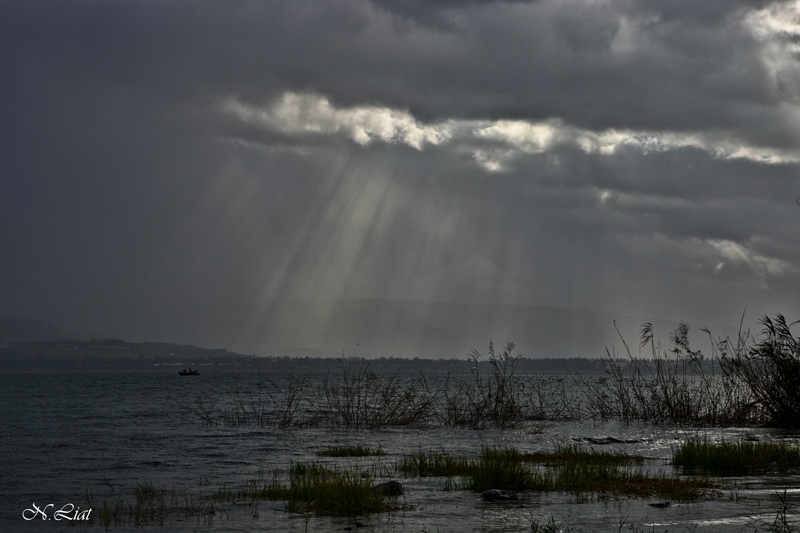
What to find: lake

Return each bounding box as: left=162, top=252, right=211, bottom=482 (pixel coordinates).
left=2, top=371, right=799, bottom=532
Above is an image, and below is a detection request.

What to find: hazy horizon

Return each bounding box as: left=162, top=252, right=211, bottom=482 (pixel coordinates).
left=0, top=299, right=748, bottom=361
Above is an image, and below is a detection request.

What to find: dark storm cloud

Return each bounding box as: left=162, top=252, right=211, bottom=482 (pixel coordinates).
left=368, top=0, right=538, bottom=28
left=4, top=1, right=797, bottom=141
left=1, top=0, right=798, bottom=353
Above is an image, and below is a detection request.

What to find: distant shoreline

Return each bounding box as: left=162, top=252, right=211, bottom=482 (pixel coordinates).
left=0, top=338, right=613, bottom=374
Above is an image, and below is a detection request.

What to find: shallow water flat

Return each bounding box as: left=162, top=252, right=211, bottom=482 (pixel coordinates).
left=1, top=372, right=799, bottom=532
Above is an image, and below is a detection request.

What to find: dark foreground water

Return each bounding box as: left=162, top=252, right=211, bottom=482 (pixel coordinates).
left=2, top=372, right=799, bottom=532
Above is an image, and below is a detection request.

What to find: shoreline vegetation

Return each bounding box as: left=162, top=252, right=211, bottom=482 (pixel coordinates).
left=87, top=440, right=800, bottom=527
left=183, top=314, right=800, bottom=429
left=80, top=314, right=800, bottom=528
left=86, top=444, right=717, bottom=527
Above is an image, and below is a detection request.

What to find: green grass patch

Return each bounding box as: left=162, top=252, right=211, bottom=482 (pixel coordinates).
left=395, top=446, right=527, bottom=478
left=673, top=437, right=800, bottom=475
left=317, top=445, right=385, bottom=457
left=466, top=450, right=549, bottom=492
left=395, top=450, right=471, bottom=477
left=289, top=461, right=341, bottom=478
left=481, top=446, right=527, bottom=462
left=266, top=461, right=403, bottom=516
left=397, top=445, right=711, bottom=500
left=468, top=459, right=713, bottom=499
left=552, top=463, right=713, bottom=500
left=212, top=473, right=397, bottom=516
left=277, top=472, right=397, bottom=516
left=91, top=459, right=406, bottom=525
left=524, top=443, right=646, bottom=466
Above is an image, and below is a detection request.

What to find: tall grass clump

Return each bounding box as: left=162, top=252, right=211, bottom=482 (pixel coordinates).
left=181, top=372, right=307, bottom=428
left=283, top=472, right=395, bottom=516
left=441, top=341, right=532, bottom=428
left=221, top=375, right=269, bottom=427
left=280, top=461, right=402, bottom=516
left=556, top=463, right=713, bottom=500
left=720, top=315, right=800, bottom=427
left=526, top=443, right=645, bottom=466
left=673, top=437, right=800, bottom=474
left=217, top=462, right=403, bottom=517
left=181, top=342, right=583, bottom=430
left=396, top=446, right=532, bottom=486
left=92, top=468, right=403, bottom=525
left=579, top=321, right=758, bottom=426
left=457, top=446, right=712, bottom=500
left=313, top=357, right=436, bottom=429
left=395, top=450, right=471, bottom=478
left=466, top=446, right=548, bottom=492
left=267, top=371, right=307, bottom=428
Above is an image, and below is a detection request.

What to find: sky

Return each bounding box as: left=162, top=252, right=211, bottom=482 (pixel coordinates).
left=1, top=0, right=799, bottom=356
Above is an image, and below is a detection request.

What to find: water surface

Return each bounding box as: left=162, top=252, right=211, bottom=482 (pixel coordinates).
left=2, top=372, right=798, bottom=532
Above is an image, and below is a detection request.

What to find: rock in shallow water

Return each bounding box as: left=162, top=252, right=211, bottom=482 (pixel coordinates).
left=373, top=480, right=404, bottom=496
left=481, top=489, right=518, bottom=501
left=648, top=501, right=670, bottom=508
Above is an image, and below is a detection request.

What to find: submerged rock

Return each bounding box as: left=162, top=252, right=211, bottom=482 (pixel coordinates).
left=373, top=480, right=404, bottom=496
left=648, top=501, right=671, bottom=508
left=481, top=489, right=518, bottom=501
left=579, top=436, right=641, bottom=445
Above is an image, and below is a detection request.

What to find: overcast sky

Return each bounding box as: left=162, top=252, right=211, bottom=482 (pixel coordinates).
left=1, top=0, right=799, bottom=354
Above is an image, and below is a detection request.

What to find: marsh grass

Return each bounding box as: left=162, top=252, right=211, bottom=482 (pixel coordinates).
left=181, top=314, right=800, bottom=429
left=265, top=371, right=307, bottom=428
left=552, top=463, right=713, bottom=500
left=465, top=450, right=711, bottom=499
left=673, top=438, right=800, bottom=475
left=768, top=488, right=795, bottom=533
left=577, top=321, right=760, bottom=426
left=524, top=443, right=646, bottom=466
left=87, top=481, right=216, bottom=527
left=179, top=372, right=309, bottom=429
left=466, top=449, right=548, bottom=492
left=283, top=472, right=397, bottom=516
left=90, top=461, right=405, bottom=525
left=289, top=461, right=342, bottom=479
left=397, top=445, right=644, bottom=478
left=579, top=314, right=800, bottom=428
left=721, top=315, right=800, bottom=427
left=317, top=445, right=385, bottom=457
left=397, top=445, right=709, bottom=500
left=264, top=460, right=405, bottom=516
left=88, top=441, right=724, bottom=528
left=396, top=450, right=471, bottom=477
left=441, top=341, right=523, bottom=428
left=312, top=357, right=436, bottom=429
left=529, top=514, right=560, bottom=533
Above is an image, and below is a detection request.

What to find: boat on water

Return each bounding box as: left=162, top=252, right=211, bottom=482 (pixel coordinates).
left=178, top=368, right=199, bottom=376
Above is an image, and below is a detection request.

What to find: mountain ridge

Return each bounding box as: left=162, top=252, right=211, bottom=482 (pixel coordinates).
left=0, top=317, right=82, bottom=343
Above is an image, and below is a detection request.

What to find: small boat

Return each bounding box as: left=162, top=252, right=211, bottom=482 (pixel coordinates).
left=178, top=368, right=199, bottom=376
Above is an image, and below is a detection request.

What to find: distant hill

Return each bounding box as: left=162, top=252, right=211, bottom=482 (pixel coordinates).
left=0, top=300, right=739, bottom=362
left=0, top=317, right=81, bottom=343
left=0, top=337, right=256, bottom=371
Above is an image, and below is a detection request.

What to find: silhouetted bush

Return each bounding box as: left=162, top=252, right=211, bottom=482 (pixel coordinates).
left=721, top=315, right=800, bottom=427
